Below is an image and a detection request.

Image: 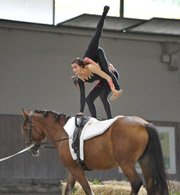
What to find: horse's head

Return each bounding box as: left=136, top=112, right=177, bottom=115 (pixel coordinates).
left=21, top=109, right=46, bottom=157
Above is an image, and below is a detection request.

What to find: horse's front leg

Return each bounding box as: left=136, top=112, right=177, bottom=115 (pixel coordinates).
left=64, top=171, right=76, bottom=195
left=68, top=166, right=94, bottom=195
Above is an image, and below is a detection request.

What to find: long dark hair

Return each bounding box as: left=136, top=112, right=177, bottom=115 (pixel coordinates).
left=71, top=75, right=79, bottom=87
left=71, top=57, right=85, bottom=68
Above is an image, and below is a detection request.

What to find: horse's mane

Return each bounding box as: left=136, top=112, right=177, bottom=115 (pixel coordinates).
left=33, top=110, right=71, bottom=122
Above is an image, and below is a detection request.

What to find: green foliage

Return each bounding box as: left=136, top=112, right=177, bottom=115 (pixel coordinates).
left=169, top=192, right=180, bottom=195
left=92, top=179, right=101, bottom=185
left=73, top=186, right=78, bottom=194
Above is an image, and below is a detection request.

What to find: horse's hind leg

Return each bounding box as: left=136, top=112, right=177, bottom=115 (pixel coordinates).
left=120, top=163, right=143, bottom=195
left=138, top=153, right=153, bottom=195
left=64, top=171, right=76, bottom=195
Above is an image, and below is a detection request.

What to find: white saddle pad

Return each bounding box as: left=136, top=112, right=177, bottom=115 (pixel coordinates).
left=64, top=115, right=123, bottom=161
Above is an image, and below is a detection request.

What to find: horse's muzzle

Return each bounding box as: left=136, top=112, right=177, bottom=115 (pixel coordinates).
left=27, top=144, right=40, bottom=157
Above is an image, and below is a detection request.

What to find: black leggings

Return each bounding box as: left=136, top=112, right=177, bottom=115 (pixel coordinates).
left=98, top=47, right=120, bottom=90
left=86, top=80, right=112, bottom=119
left=83, top=6, right=120, bottom=91
left=86, top=66, right=119, bottom=119
left=83, top=6, right=108, bottom=61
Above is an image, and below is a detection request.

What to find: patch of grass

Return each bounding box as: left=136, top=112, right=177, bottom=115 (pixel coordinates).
left=73, top=186, right=78, bottom=194
left=92, top=179, right=101, bottom=185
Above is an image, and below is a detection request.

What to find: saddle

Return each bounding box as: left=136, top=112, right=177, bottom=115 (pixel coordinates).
left=72, top=114, right=91, bottom=170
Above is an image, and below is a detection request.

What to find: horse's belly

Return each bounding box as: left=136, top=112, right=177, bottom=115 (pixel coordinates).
left=84, top=136, right=118, bottom=170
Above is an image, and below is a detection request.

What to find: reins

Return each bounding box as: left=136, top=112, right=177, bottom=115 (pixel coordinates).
left=28, top=137, right=71, bottom=149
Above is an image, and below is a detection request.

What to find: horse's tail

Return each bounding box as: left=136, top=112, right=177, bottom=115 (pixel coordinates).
left=145, top=123, right=169, bottom=195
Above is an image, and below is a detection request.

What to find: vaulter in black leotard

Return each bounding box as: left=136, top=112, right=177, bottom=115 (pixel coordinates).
left=71, top=6, right=122, bottom=119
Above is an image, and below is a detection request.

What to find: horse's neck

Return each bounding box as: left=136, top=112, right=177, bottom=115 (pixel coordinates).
left=59, top=117, right=69, bottom=127
left=59, top=117, right=69, bottom=137
left=42, top=116, right=69, bottom=140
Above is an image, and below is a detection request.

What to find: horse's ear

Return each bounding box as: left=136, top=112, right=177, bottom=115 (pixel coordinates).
left=22, top=108, right=29, bottom=120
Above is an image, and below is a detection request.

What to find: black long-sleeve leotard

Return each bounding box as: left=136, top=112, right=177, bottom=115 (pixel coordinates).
left=78, top=74, right=103, bottom=113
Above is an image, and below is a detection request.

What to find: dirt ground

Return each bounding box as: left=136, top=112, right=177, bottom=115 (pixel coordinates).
left=0, top=183, right=60, bottom=195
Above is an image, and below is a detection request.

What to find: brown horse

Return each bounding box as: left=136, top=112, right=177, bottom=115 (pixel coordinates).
left=21, top=109, right=169, bottom=195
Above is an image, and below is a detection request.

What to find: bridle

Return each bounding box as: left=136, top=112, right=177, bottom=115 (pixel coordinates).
left=23, top=114, right=43, bottom=148
left=23, top=113, right=70, bottom=149
left=0, top=112, right=71, bottom=162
